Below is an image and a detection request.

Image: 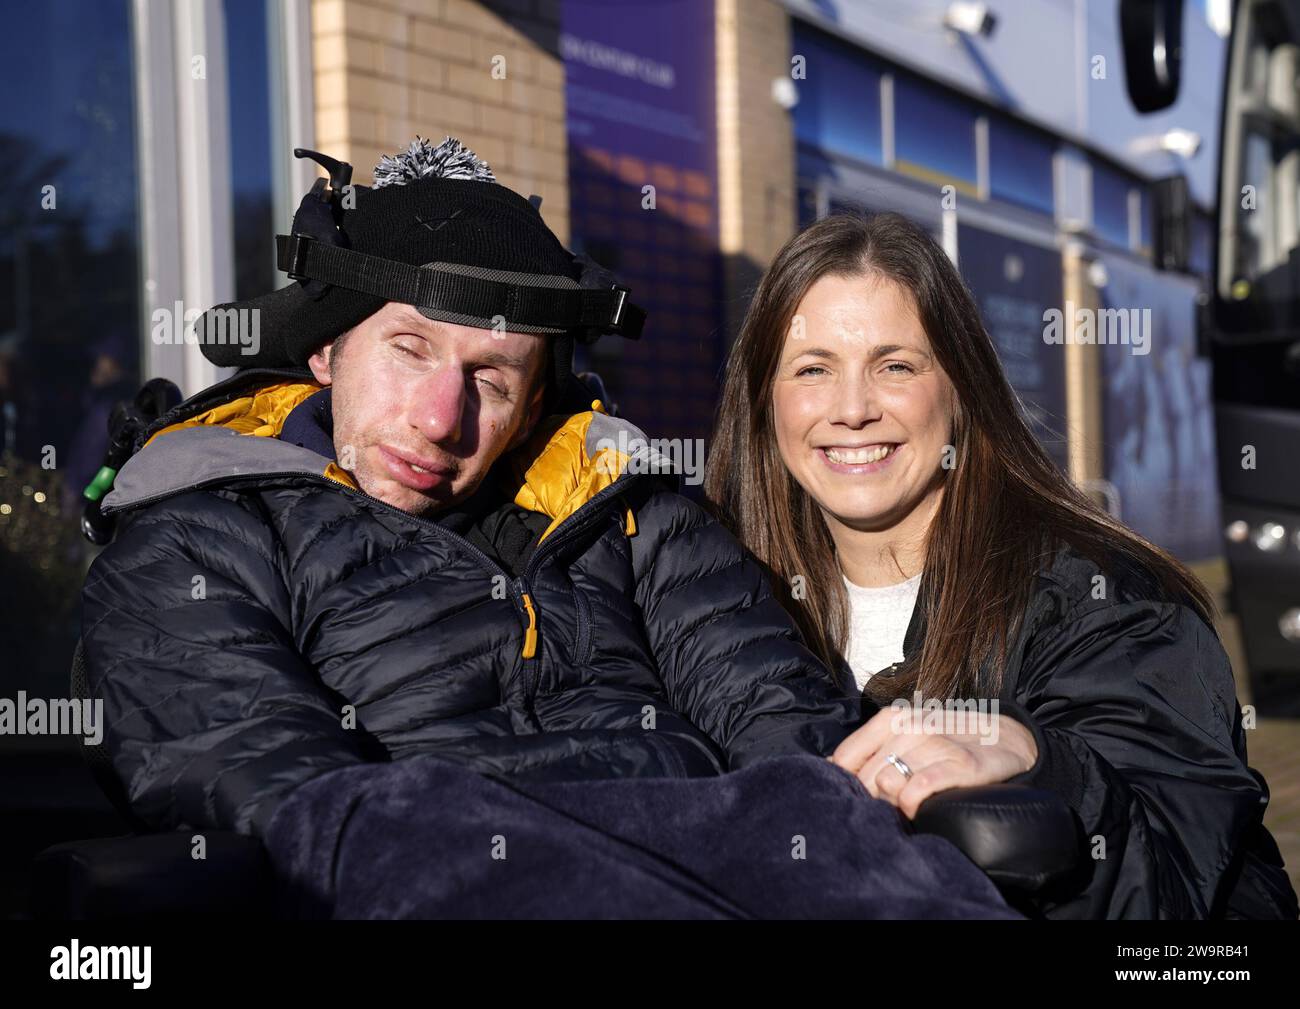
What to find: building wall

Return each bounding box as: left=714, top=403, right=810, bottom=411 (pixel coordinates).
left=781, top=0, right=1228, bottom=206
left=561, top=0, right=725, bottom=442
left=303, top=0, right=802, bottom=398
left=310, top=0, right=570, bottom=241
left=716, top=0, right=797, bottom=340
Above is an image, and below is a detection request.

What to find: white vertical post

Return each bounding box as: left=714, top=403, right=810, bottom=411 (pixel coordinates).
left=815, top=176, right=830, bottom=220
left=173, top=0, right=235, bottom=395
left=131, top=0, right=185, bottom=390
left=268, top=0, right=317, bottom=289
left=942, top=207, right=959, bottom=266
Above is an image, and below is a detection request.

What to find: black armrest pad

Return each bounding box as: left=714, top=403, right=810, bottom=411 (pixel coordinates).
left=30, top=832, right=275, bottom=920
left=911, top=784, right=1084, bottom=893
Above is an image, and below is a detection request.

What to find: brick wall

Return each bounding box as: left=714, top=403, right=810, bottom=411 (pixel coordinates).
left=311, top=0, right=570, bottom=242
left=715, top=0, right=796, bottom=341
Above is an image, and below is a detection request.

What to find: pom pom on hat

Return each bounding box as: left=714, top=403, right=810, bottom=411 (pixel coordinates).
left=372, top=135, right=496, bottom=188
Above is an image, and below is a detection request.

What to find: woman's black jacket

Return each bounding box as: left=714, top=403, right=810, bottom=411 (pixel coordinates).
left=861, top=544, right=1298, bottom=919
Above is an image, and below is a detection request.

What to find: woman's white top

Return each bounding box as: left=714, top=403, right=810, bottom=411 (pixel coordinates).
left=841, top=571, right=922, bottom=691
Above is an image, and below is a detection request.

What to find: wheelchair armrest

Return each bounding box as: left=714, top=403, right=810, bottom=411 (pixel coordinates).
left=910, top=784, right=1084, bottom=894
left=30, top=831, right=275, bottom=920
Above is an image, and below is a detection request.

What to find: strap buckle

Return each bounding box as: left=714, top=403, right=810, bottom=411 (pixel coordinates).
left=277, top=233, right=314, bottom=280
left=608, top=284, right=630, bottom=329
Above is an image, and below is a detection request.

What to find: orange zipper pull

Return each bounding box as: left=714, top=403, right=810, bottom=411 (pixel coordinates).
left=521, top=592, right=538, bottom=659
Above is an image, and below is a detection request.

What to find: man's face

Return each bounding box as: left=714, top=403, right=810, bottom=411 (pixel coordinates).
left=308, top=302, right=547, bottom=517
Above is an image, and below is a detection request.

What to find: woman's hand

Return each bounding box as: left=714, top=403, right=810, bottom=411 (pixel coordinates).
left=828, top=705, right=1039, bottom=819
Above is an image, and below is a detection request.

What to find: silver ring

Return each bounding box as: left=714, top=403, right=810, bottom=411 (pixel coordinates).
left=885, top=752, right=914, bottom=780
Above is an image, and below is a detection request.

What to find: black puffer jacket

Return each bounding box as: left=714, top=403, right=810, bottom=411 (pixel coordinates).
left=81, top=368, right=859, bottom=838
left=866, top=545, right=1297, bottom=920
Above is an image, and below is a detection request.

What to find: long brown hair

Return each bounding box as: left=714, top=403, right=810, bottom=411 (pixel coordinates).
left=705, top=212, right=1215, bottom=702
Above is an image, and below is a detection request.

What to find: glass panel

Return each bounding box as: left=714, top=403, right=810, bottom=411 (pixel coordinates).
left=988, top=116, right=1055, bottom=215
left=223, top=0, right=276, bottom=301
left=1136, top=187, right=1152, bottom=254
left=1092, top=160, right=1134, bottom=248
left=957, top=225, right=1068, bottom=471
left=1213, top=0, right=1300, bottom=339
left=1190, top=209, right=1213, bottom=277
left=563, top=0, right=721, bottom=451
left=1229, top=126, right=1300, bottom=294
left=894, top=74, right=977, bottom=193
left=1099, top=254, right=1221, bottom=561
left=0, top=0, right=140, bottom=696
left=791, top=21, right=883, bottom=167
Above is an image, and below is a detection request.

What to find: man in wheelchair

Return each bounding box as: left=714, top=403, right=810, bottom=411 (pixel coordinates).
left=62, top=139, right=1158, bottom=919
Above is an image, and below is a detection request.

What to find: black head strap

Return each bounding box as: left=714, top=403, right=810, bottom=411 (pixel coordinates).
left=275, top=233, right=645, bottom=339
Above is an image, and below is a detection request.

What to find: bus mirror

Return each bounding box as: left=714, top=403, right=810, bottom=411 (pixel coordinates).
left=1120, top=0, right=1185, bottom=112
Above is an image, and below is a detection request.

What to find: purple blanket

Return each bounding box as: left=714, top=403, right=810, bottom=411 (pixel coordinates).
left=263, top=753, right=1020, bottom=919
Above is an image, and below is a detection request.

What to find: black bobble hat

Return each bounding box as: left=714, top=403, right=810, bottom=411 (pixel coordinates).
left=195, top=137, right=644, bottom=413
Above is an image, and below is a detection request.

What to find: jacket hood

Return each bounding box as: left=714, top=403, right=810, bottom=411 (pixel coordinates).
left=101, top=374, right=674, bottom=543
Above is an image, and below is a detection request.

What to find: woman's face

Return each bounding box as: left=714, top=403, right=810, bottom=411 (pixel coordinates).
left=771, top=271, right=956, bottom=534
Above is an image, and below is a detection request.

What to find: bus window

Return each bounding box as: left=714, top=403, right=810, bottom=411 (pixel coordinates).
left=1216, top=0, right=1300, bottom=338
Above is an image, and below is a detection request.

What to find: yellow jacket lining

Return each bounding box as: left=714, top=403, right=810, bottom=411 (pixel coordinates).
left=144, top=381, right=634, bottom=543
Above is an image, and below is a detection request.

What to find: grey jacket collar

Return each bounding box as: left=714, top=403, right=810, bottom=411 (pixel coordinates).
left=102, top=391, right=678, bottom=516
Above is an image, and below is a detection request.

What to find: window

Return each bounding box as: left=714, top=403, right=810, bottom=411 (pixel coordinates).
left=0, top=0, right=140, bottom=693
left=1190, top=209, right=1213, bottom=277
left=1092, top=160, right=1138, bottom=248
left=988, top=116, right=1055, bottom=215
left=958, top=226, right=1068, bottom=470
left=894, top=74, right=978, bottom=194
left=1135, top=187, right=1152, bottom=254
left=224, top=0, right=276, bottom=301
left=791, top=22, right=884, bottom=167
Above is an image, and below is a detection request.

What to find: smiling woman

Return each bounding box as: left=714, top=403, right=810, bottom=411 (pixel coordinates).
left=771, top=270, right=955, bottom=597
left=704, top=211, right=1297, bottom=919
left=706, top=212, right=1212, bottom=704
